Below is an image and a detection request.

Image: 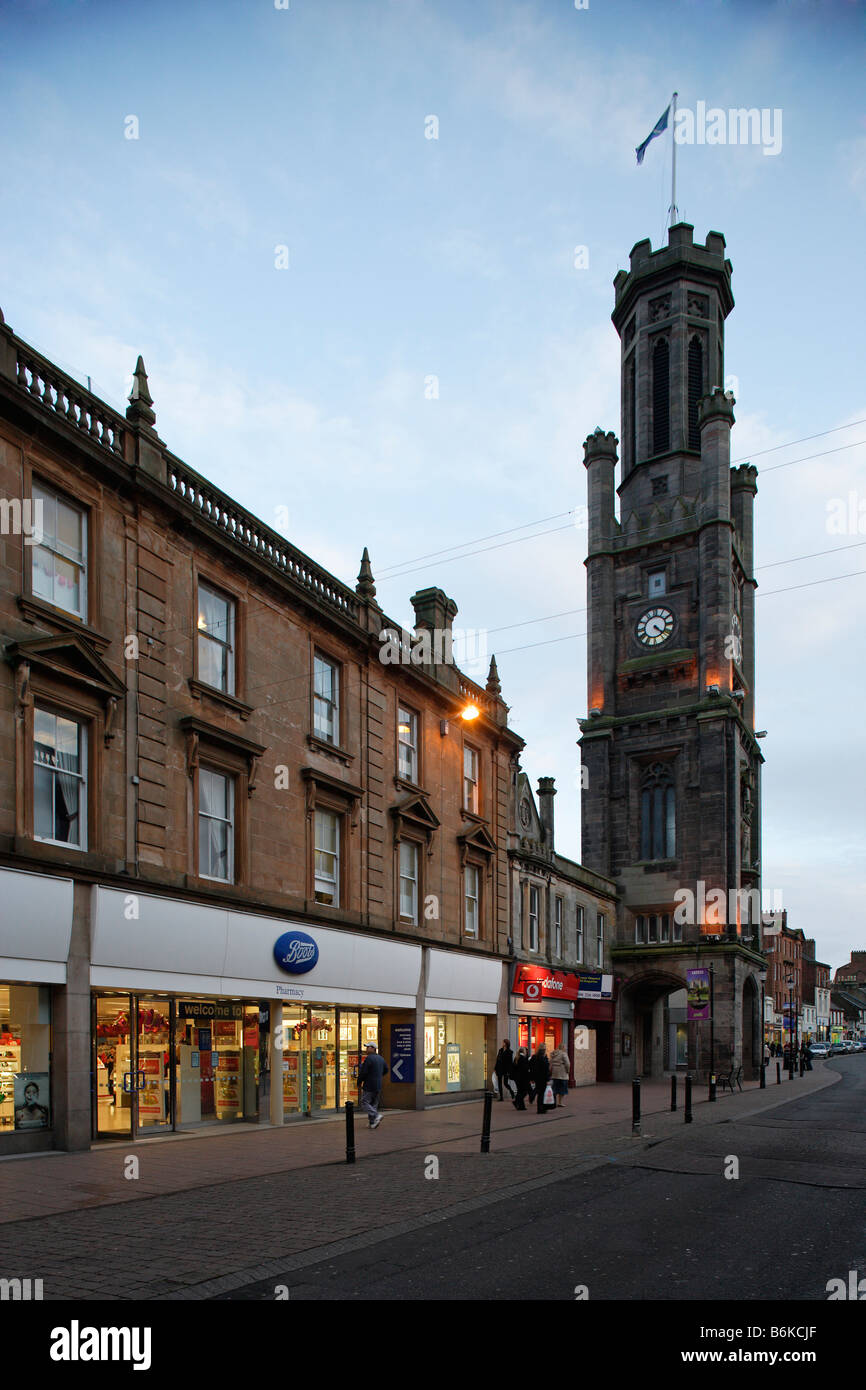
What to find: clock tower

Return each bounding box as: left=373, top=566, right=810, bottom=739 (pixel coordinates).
left=578, top=223, right=765, bottom=1082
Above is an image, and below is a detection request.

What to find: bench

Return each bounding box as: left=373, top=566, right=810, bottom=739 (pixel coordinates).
left=718, top=1064, right=743, bottom=1094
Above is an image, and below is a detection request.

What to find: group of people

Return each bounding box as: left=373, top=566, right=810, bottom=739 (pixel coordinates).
left=764, top=1040, right=812, bottom=1071
left=493, top=1039, right=569, bottom=1114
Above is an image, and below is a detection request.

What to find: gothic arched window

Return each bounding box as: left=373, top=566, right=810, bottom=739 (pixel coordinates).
left=652, top=338, right=670, bottom=454
left=640, top=763, right=676, bottom=860
left=626, top=355, right=636, bottom=471
left=688, top=335, right=703, bottom=450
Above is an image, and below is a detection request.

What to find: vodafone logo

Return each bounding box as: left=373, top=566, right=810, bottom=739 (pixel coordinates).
left=524, top=981, right=541, bottom=1001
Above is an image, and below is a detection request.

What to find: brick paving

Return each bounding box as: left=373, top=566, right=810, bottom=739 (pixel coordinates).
left=0, top=1067, right=837, bottom=1300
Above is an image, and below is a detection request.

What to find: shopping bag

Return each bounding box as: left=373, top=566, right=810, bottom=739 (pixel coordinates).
left=505, top=1076, right=517, bottom=1098
left=543, top=1082, right=555, bottom=1107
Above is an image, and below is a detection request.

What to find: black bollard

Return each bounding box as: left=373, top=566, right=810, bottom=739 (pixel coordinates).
left=760, top=1062, right=766, bottom=1090
left=632, top=1077, right=641, bottom=1135
left=776, top=1061, right=781, bottom=1086
left=684, top=1074, right=693, bottom=1124
left=481, top=1089, right=493, bottom=1153
left=670, top=1074, right=677, bottom=1112
left=345, top=1100, right=355, bottom=1164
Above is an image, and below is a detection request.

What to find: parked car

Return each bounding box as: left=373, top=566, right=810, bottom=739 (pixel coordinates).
left=828, top=1042, right=846, bottom=1055
left=808, top=1041, right=831, bottom=1058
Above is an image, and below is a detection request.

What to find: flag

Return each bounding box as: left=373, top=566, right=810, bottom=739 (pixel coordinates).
left=636, top=103, right=671, bottom=165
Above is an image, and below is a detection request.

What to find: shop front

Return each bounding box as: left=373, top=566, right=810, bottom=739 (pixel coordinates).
left=92, top=993, right=264, bottom=1138
left=510, top=963, right=578, bottom=1083
left=573, top=970, right=615, bottom=1084
left=0, top=868, right=72, bottom=1155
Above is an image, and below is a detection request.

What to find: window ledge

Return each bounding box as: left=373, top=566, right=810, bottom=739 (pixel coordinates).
left=18, top=595, right=109, bottom=651
left=394, top=776, right=428, bottom=796
left=460, top=809, right=487, bottom=825
left=306, top=734, right=355, bottom=766
left=189, top=678, right=253, bottom=721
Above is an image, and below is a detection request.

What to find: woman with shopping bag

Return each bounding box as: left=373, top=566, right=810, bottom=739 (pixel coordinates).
left=528, top=1043, right=552, bottom=1115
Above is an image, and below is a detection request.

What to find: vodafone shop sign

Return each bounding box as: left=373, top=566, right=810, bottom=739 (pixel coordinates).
left=513, top=964, right=580, bottom=1002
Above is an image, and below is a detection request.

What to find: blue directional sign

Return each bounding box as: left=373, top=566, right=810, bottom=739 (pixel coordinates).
left=390, top=1024, right=415, bottom=1084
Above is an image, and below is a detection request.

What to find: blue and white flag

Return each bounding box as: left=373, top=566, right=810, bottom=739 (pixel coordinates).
left=636, top=103, right=671, bottom=165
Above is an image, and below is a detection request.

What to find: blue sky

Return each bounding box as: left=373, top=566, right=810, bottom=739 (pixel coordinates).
left=3, top=0, right=865, bottom=969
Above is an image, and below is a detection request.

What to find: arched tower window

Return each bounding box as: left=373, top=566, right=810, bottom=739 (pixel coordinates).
left=652, top=338, right=670, bottom=454
left=626, top=355, right=636, bottom=470
left=688, top=335, right=703, bottom=450
left=640, top=763, right=676, bottom=860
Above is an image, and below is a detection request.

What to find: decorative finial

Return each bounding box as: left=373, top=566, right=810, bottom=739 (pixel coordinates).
left=356, top=546, right=377, bottom=600
left=486, top=654, right=501, bottom=697
left=126, top=355, right=156, bottom=428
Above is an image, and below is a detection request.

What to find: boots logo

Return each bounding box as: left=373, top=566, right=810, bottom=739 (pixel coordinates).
left=273, top=931, right=319, bottom=975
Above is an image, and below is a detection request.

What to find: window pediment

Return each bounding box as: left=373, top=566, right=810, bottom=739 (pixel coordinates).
left=9, top=633, right=126, bottom=746
left=458, top=821, right=497, bottom=865
left=181, top=715, right=266, bottom=795
left=390, top=792, right=439, bottom=852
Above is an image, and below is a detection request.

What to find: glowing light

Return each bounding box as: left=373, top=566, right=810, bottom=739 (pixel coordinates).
left=461, top=705, right=480, bottom=721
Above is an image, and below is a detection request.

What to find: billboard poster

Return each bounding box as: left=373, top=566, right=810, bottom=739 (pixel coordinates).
left=687, top=968, right=711, bottom=1021
left=13, top=1073, right=50, bottom=1130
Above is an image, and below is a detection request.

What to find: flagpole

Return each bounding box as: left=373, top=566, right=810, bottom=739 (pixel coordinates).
left=670, top=90, right=679, bottom=228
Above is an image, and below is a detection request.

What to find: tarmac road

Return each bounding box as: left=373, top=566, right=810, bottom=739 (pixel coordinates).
left=220, top=1057, right=866, bottom=1301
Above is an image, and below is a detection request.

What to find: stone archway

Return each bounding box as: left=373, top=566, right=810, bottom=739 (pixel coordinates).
left=741, top=973, right=761, bottom=1078
left=617, top=969, right=689, bottom=1081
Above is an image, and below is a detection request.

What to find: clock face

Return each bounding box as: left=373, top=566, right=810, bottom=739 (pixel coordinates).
left=636, top=607, right=675, bottom=647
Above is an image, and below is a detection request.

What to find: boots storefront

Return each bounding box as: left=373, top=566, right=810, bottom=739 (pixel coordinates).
left=87, top=886, right=500, bottom=1142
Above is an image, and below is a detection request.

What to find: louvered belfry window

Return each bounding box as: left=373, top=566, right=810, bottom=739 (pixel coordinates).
left=688, top=335, right=703, bottom=450
left=627, top=355, right=637, bottom=469
left=652, top=338, right=670, bottom=454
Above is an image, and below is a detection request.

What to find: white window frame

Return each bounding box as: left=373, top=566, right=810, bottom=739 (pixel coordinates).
left=528, top=884, right=539, bottom=953
left=314, top=808, right=340, bottom=906
left=397, top=706, right=418, bottom=784
left=597, top=912, right=605, bottom=965
left=464, top=863, right=480, bottom=939
left=648, top=569, right=666, bottom=598
left=463, top=744, right=479, bottom=814
left=33, top=707, right=87, bottom=850
left=398, top=839, right=419, bottom=924
left=198, top=766, right=235, bottom=883
left=576, top=905, right=585, bottom=961
left=554, top=896, right=563, bottom=958
left=31, top=481, right=87, bottom=620
left=313, top=654, right=339, bottom=746
left=635, top=914, right=646, bottom=945
left=197, top=580, right=236, bottom=695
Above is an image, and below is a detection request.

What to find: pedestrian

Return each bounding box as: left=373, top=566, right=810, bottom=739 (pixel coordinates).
left=529, top=1043, right=552, bottom=1115
left=549, top=1042, right=570, bottom=1107
left=762, top=1042, right=770, bottom=1069
left=511, top=1047, right=531, bottom=1110
left=768, top=1041, right=775, bottom=1059
left=493, top=1038, right=514, bottom=1101
left=358, top=1042, right=388, bottom=1129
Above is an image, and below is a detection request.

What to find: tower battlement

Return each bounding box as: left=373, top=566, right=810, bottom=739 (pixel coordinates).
left=613, top=223, right=733, bottom=328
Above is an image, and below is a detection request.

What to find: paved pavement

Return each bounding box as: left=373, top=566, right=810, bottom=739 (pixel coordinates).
left=0, top=1064, right=839, bottom=1300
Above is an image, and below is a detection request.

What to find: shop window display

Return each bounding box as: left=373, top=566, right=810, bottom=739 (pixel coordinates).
left=0, top=985, right=52, bottom=1133
left=423, top=1012, right=486, bottom=1094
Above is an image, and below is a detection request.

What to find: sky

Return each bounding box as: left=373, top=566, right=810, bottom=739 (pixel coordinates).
left=2, top=0, right=865, bottom=972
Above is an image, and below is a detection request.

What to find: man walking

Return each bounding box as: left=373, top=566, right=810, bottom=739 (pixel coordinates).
left=493, top=1038, right=514, bottom=1101
left=358, top=1042, right=388, bottom=1128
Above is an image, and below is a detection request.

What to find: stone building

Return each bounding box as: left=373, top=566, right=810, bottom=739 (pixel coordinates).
left=0, top=307, right=525, bottom=1153
left=504, top=772, right=617, bottom=1084
left=578, top=224, right=766, bottom=1080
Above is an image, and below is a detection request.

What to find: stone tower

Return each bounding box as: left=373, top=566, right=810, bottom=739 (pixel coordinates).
left=578, top=224, right=765, bottom=1081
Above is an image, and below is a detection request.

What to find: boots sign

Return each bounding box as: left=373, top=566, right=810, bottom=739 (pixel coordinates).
left=273, top=930, right=319, bottom=975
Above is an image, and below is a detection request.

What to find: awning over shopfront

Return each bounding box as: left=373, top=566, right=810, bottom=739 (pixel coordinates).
left=0, top=867, right=73, bottom=983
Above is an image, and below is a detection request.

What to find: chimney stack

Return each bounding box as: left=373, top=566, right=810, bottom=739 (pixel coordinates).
left=537, top=776, right=556, bottom=848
